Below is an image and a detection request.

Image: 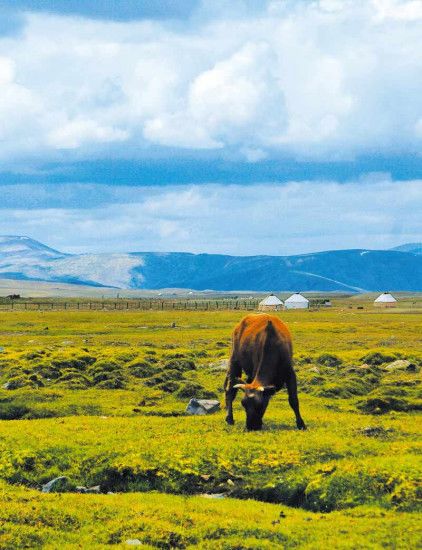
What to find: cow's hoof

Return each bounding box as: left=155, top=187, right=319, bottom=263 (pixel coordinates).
left=297, top=423, right=307, bottom=430
left=226, top=416, right=234, bottom=425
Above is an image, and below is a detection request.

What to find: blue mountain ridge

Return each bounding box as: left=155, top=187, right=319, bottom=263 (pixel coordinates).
left=0, top=236, right=421, bottom=291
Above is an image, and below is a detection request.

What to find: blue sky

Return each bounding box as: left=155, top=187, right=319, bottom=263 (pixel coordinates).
left=0, top=0, right=421, bottom=254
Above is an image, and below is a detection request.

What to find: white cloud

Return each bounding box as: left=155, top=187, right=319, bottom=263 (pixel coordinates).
left=241, top=147, right=268, bottom=162
left=0, top=179, right=420, bottom=255
left=0, top=2, right=421, bottom=163
left=0, top=56, right=42, bottom=147
left=372, top=0, right=422, bottom=21
left=48, top=118, right=129, bottom=149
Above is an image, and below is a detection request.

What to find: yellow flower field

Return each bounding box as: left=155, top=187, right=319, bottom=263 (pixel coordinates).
left=0, top=301, right=421, bottom=547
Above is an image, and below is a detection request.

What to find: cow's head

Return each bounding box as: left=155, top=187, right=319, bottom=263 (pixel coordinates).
left=233, top=383, right=276, bottom=430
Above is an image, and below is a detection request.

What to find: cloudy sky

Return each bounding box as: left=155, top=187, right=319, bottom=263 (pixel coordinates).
left=0, top=0, right=421, bottom=255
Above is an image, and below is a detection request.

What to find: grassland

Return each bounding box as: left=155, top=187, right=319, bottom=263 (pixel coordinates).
left=0, top=301, right=421, bottom=548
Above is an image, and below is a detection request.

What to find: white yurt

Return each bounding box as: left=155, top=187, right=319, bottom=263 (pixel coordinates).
left=374, top=293, right=397, bottom=307
left=258, top=294, right=284, bottom=311
left=285, top=293, right=309, bottom=310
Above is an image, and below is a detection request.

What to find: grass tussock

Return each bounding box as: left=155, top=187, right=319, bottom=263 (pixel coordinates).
left=0, top=307, right=420, bottom=547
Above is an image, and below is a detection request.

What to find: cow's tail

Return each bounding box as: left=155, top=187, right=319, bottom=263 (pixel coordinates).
left=263, top=319, right=277, bottom=353
left=264, top=317, right=289, bottom=359
left=265, top=319, right=276, bottom=336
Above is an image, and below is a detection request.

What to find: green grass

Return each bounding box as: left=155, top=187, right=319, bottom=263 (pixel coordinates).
left=0, top=304, right=421, bottom=547
left=1, top=481, right=421, bottom=549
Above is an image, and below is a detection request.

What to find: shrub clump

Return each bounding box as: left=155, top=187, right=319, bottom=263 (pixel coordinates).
left=356, top=387, right=422, bottom=414
left=360, top=352, right=396, bottom=366
left=55, top=371, right=92, bottom=390
left=144, top=370, right=185, bottom=388
left=176, top=382, right=218, bottom=400
left=128, top=361, right=160, bottom=379
left=3, top=376, right=38, bottom=390
left=88, top=360, right=127, bottom=389
left=164, top=359, right=196, bottom=372
left=156, top=381, right=181, bottom=393
left=0, top=403, right=31, bottom=420
left=51, top=355, right=96, bottom=372
left=316, top=354, right=342, bottom=368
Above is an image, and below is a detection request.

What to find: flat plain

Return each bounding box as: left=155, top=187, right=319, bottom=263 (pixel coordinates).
left=0, top=297, right=421, bottom=548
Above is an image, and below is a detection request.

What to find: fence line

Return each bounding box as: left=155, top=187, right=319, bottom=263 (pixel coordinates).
left=0, top=300, right=262, bottom=312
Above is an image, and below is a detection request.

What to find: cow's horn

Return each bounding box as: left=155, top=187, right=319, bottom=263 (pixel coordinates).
left=258, top=385, right=275, bottom=392
left=233, top=383, right=246, bottom=390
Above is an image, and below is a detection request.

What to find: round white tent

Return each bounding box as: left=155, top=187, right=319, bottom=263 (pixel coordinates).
left=258, top=294, right=284, bottom=311
left=374, top=293, right=397, bottom=307
left=285, top=293, right=309, bottom=310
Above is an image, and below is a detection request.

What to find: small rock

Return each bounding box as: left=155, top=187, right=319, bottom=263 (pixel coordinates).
left=125, top=540, right=142, bottom=546
left=186, top=398, right=220, bottom=415
left=209, top=359, right=229, bottom=372
left=384, top=360, right=411, bottom=372
left=199, top=493, right=226, bottom=499
left=42, top=476, right=69, bottom=493
left=308, top=367, right=320, bottom=374
left=75, top=486, right=87, bottom=493
left=85, top=485, right=101, bottom=494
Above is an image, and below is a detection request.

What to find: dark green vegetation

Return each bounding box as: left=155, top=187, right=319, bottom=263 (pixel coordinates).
left=0, top=304, right=421, bottom=548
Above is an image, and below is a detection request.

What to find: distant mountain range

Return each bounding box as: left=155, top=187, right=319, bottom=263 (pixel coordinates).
left=0, top=236, right=421, bottom=292
left=391, top=243, right=422, bottom=255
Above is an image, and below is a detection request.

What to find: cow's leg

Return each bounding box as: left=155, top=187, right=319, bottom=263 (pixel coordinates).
left=286, top=371, right=306, bottom=430
left=225, top=358, right=242, bottom=425
left=224, top=382, right=238, bottom=425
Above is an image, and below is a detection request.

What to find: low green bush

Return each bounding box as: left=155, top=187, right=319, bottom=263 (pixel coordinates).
left=127, top=361, right=160, bottom=378
left=164, top=359, right=196, bottom=372
left=356, top=387, right=422, bottom=414
left=316, top=354, right=342, bottom=368
left=176, top=382, right=218, bottom=400
left=360, top=351, right=396, bottom=366
left=0, top=403, right=31, bottom=420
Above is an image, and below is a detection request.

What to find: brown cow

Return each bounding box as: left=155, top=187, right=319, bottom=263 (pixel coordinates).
left=224, top=313, right=306, bottom=431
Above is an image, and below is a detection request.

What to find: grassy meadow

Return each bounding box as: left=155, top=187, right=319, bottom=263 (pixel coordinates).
left=0, top=298, right=421, bottom=548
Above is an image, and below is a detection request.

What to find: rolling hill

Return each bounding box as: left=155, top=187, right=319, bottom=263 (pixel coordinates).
left=0, top=236, right=421, bottom=292
left=391, top=243, right=422, bottom=255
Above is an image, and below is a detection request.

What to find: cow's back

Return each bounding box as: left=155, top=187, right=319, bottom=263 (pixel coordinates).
left=232, top=313, right=292, bottom=385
